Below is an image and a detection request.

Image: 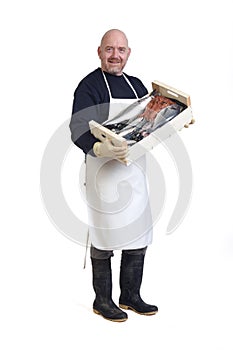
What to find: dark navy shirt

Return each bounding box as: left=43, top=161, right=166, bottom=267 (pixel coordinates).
left=69, top=68, right=148, bottom=154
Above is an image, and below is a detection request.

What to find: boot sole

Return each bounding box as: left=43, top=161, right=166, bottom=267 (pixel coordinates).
left=93, top=309, right=128, bottom=322
left=119, top=304, right=158, bottom=316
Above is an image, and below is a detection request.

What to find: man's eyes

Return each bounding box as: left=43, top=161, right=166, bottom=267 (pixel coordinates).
left=105, top=47, right=126, bottom=53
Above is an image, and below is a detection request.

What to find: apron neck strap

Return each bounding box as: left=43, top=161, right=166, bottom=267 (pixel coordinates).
left=102, top=70, right=139, bottom=99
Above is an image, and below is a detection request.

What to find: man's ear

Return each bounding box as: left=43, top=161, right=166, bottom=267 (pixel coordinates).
left=127, top=47, right=131, bottom=58
left=97, top=46, right=101, bottom=59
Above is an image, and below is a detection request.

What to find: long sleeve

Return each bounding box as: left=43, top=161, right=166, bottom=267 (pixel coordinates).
left=69, top=69, right=110, bottom=155
left=70, top=91, right=102, bottom=155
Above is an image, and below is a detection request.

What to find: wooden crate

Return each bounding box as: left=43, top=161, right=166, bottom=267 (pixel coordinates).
left=89, top=80, right=194, bottom=165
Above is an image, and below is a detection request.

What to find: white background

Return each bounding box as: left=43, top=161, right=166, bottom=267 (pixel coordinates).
left=1, top=0, right=233, bottom=349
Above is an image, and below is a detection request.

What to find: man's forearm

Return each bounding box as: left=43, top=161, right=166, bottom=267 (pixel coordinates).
left=73, top=131, right=99, bottom=156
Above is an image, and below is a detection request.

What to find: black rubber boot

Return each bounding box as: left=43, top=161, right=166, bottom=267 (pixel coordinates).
left=119, top=251, right=158, bottom=315
left=91, top=257, right=128, bottom=322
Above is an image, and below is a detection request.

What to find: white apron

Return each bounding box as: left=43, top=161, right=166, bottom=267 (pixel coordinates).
left=86, top=72, right=153, bottom=250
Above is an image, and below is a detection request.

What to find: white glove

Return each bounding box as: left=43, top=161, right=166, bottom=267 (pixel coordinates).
left=184, top=118, right=195, bottom=128
left=93, top=140, right=128, bottom=160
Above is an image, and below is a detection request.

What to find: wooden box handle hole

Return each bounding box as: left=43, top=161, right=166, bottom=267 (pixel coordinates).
left=167, top=90, right=179, bottom=98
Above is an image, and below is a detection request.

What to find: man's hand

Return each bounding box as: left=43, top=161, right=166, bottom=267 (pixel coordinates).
left=93, top=140, right=128, bottom=161
left=184, top=118, right=195, bottom=128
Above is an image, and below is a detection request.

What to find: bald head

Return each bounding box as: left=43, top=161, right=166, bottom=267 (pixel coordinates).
left=100, top=29, right=129, bottom=48
left=98, top=29, right=131, bottom=76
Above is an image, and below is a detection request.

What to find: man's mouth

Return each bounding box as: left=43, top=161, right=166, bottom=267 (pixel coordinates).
left=108, top=60, right=120, bottom=64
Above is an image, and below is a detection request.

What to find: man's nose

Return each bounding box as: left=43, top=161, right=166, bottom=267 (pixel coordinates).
left=111, top=48, right=119, bottom=57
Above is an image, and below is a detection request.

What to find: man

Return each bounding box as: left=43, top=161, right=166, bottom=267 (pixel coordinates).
left=69, top=29, right=158, bottom=322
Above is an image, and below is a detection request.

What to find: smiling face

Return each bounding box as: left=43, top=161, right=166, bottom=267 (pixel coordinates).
left=98, top=29, right=131, bottom=76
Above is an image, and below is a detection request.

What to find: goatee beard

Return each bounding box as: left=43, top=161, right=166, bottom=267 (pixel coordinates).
left=107, top=66, right=123, bottom=75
